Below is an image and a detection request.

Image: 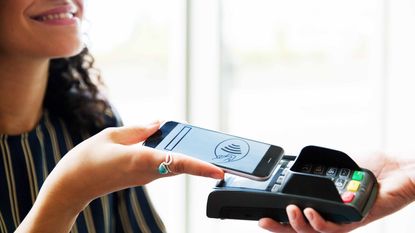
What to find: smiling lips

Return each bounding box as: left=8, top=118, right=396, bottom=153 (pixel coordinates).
left=31, top=5, right=79, bottom=25
left=35, top=12, right=75, bottom=22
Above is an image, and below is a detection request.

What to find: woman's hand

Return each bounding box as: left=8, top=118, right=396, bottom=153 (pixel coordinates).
left=259, top=152, right=415, bottom=233
left=17, top=122, right=224, bottom=233
left=56, top=122, right=224, bottom=203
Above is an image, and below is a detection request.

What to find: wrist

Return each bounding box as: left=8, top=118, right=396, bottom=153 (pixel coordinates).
left=46, top=153, right=94, bottom=212
left=39, top=164, right=90, bottom=215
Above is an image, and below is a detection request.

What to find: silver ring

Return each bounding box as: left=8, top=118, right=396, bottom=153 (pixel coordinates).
left=158, top=154, right=173, bottom=175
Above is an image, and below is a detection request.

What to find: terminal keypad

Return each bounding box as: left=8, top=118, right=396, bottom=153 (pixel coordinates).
left=270, top=161, right=368, bottom=204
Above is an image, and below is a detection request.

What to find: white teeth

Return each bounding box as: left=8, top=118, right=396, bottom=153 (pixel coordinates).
left=39, top=13, right=74, bottom=21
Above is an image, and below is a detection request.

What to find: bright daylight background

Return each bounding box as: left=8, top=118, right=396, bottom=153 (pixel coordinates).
left=86, top=0, right=415, bottom=232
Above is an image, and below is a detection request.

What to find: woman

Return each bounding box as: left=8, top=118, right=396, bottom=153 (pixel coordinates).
left=0, top=0, right=224, bottom=232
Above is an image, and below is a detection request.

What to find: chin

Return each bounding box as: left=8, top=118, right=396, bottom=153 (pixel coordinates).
left=48, top=42, right=85, bottom=59
left=63, top=46, right=85, bottom=58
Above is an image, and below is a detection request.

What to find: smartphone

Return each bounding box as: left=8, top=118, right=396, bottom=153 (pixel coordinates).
left=144, top=121, right=284, bottom=180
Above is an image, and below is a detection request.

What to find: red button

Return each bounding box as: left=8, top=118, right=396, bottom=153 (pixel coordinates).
left=341, top=191, right=355, bottom=203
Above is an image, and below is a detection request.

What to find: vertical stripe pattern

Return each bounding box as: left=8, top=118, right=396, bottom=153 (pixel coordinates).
left=0, top=135, right=20, bottom=228
left=0, top=110, right=165, bottom=233
left=130, top=190, right=152, bottom=233
left=21, top=133, right=39, bottom=204
left=0, top=211, right=8, bottom=233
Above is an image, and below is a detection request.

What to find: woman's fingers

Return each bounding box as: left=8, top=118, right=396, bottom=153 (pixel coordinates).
left=105, top=122, right=161, bottom=145
left=163, top=152, right=224, bottom=179
left=135, top=146, right=224, bottom=180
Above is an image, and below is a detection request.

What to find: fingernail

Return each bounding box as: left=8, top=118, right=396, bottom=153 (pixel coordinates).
left=287, top=206, right=297, bottom=220
left=211, top=172, right=224, bottom=180
left=304, top=209, right=314, bottom=221
left=149, top=120, right=160, bottom=125
left=147, top=121, right=160, bottom=128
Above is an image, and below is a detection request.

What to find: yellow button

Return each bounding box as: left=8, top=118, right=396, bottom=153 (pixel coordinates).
left=347, top=180, right=360, bottom=192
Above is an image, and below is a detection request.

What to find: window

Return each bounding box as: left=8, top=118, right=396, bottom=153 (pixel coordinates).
left=221, top=0, right=383, bottom=152
left=86, top=1, right=187, bottom=232
left=87, top=1, right=415, bottom=232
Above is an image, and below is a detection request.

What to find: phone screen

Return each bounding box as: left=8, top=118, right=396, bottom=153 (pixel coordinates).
left=145, top=121, right=284, bottom=179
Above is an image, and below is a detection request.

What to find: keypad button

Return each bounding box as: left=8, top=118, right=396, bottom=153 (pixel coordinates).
left=339, top=168, right=351, bottom=178
left=276, top=176, right=285, bottom=185
left=300, top=164, right=312, bottom=173
left=341, top=191, right=355, bottom=203
left=313, top=165, right=325, bottom=175
left=271, top=184, right=281, bottom=192
left=347, top=180, right=361, bottom=192
left=335, top=178, right=347, bottom=189
left=352, top=171, right=364, bottom=181
left=281, top=168, right=289, bottom=176
left=326, top=167, right=338, bottom=177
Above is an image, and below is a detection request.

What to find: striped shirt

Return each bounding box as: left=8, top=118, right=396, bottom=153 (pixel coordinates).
left=0, top=110, right=165, bottom=233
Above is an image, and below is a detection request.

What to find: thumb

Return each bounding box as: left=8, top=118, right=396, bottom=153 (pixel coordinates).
left=108, top=121, right=161, bottom=145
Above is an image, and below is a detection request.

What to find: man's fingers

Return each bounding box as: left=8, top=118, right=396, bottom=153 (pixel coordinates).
left=304, top=208, right=353, bottom=233
left=287, top=205, right=316, bottom=233
left=260, top=207, right=357, bottom=233
left=258, top=218, right=296, bottom=233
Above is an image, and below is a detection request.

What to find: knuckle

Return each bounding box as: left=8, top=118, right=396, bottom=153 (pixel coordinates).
left=133, top=125, right=148, bottom=132
left=101, top=127, right=117, bottom=136
left=289, top=220, right=301, bottom=231
left=171, top=160, right=185, bottom=174
left=289, top=218, right=311, bottom=233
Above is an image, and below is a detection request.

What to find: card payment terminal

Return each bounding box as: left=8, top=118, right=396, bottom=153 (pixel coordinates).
left=206, top=146, right=378, bottom=223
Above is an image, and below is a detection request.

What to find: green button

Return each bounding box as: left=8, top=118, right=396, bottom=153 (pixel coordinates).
left=352, top=171, right=364, bottom=181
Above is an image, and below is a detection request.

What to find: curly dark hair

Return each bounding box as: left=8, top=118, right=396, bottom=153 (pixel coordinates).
left=44, top=48, right=111, bottom=135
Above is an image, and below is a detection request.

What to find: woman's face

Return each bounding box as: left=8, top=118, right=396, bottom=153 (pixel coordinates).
left=0, top=0, right=84, bottom=60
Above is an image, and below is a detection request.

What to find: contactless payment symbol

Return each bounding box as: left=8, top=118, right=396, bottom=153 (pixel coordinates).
left=214, top=139, right=250, bottom=163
